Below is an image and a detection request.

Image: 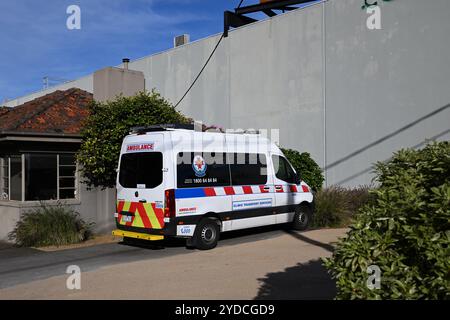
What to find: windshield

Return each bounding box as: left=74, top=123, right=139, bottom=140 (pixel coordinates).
left=119, top=152, right=163, bottom=189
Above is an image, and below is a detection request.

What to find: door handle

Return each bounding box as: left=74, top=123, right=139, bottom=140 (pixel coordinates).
left=263, top=186, right=270, bottom=191
left=275, top=185, right=283, bottom=189
left=139, top=199, right=147, bottom=203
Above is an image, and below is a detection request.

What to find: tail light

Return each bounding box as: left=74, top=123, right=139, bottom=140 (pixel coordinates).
left=164, top=189, right=176, bottom=218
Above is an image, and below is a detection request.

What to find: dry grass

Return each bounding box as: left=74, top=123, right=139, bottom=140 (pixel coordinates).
left=312, top=186, right=371, bottom=228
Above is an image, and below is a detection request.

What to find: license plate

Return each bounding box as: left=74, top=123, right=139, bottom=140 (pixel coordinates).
left=122, top=215, right=132, bottom=223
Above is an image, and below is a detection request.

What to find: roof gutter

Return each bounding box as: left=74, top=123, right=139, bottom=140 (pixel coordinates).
left=0, top=131, right=82, bottom=143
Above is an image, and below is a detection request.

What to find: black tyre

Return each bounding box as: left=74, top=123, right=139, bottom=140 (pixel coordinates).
left=122, top=236, right=144, bottom=247
left=192, top=218, right=220, bottom=250
left=292, top=204, right=312, bottom=231
left=123, top=236, right=134, bottom=244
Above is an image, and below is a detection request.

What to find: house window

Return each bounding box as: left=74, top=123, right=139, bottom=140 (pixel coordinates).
left=0, top=153, right=77, bottom=201
left=0, top=157, right=8, bottom=200
left=10, top=155, right=23, bottom=201
left=58, top=154, right=77, bottom=199
left=25, top=154, right=57, bottom=201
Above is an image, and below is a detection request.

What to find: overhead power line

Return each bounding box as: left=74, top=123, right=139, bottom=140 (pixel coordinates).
left=173, top=0, right=246, bottom=109
left=173, top=33, right=225, bottom=109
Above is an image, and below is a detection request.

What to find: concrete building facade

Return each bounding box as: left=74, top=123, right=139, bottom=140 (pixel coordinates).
left=3, top=0, right=450, bottom=187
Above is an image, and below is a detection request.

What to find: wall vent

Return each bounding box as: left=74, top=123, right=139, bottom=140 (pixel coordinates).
left=174, top=34, right=190, bottom=47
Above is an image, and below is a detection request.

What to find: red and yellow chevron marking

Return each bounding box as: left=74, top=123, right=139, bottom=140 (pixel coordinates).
left=116, top=201, right=164, bottom=229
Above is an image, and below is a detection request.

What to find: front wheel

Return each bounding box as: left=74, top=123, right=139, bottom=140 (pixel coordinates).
left=292, top=204, right=312, bottom=231
left=192, top=218, right=220, bottom=250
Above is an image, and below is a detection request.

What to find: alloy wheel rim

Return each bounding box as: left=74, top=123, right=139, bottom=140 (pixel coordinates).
left=298, top=211, right=307, bottom=225
left=201, top=225, right=216, bottom=244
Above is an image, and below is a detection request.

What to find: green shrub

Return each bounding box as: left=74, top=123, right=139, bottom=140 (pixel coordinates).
left=312, top=186, right=370, bottom=228
left=324, top=141, right=450, bottom=299
left=77, top=90, right=191, bottom=189
left=281, top=148, right=324, bottom=191
left=8, top=203, right=94, bottom=247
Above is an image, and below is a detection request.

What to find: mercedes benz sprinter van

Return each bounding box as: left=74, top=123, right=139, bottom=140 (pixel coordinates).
left=113, top=124, right=314, bottom=250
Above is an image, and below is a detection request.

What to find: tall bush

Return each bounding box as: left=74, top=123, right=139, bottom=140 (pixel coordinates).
left=9, top=203, right=94, bottom=247
left=312, top=186, right=370, bottom=228
left=324, top=141, right=450, bottom=299
left=77, top=90, right=191, bottom=188
left=281, top=148, right=324, bottom=191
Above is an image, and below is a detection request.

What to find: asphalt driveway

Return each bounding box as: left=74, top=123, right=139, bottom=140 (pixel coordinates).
left=0, top=226, right=347, bottom=299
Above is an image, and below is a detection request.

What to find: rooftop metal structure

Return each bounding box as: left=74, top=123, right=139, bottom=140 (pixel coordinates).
left=130, top=124, right=195, bottom=134
left=130, top=124, right=260, bottom=135
left=224, top=0, right=317, bottom=37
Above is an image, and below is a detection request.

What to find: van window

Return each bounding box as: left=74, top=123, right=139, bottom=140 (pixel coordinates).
left=272, top=155, right=296, bottom=184
left=119, top=152, right=163, bottom=189
left=177, top=152, right=230, bottom=188
left=230, top=153, right=267, bottom=185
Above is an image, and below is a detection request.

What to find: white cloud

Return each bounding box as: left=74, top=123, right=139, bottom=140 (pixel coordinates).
left=0, top=0, right=213, bottom=101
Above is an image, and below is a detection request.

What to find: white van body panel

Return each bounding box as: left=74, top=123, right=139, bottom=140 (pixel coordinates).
left=115, top=128, right=314, bottom=238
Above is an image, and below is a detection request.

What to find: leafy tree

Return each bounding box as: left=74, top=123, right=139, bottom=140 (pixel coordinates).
left=77, top=91, right=191, bottom=188
left=281, top=148, right=324, bottom=191
left=324, top=141, right=450, bottom=299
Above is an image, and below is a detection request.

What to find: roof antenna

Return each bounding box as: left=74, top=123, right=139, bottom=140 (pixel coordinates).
left=42, top=76, right=69, bottom=90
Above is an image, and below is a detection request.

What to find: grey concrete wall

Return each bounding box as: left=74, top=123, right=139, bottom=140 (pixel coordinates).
left=76, top=185, right=116, bottom=234
left=0, top=204, right=20, bottom=241
left=0, top=185, right=116, bottom=241
left=3, top=0, right=449, bottom=188
left=127, top=3, right=325, bottom=169
left=4, top=3, right=326, bottom=168
left=93, top=67, right=145, bottom=102
left=324, top=0, right=450, bottom=186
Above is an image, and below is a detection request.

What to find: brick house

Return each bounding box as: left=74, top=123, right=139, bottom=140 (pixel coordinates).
left=0, top=88, right=91, bottom=203
left=0, top=88, right=118, bottom=241
left=0, top=64, right=145, bottom=241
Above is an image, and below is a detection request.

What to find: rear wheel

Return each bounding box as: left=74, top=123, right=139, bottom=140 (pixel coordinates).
left=123, top=236, right=134, bottom=245
left=192, top=218, right=220, bottom=250
left=122, top=236, right=146, bottom=246
left=292, top=204, right=312, bottom=231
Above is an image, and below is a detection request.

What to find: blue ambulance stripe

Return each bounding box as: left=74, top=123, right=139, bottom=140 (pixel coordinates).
left=175, top=188, right=206, bottom=199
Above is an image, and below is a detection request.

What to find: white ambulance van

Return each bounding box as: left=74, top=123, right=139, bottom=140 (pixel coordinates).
left=113, top=124, right=314, bottom=250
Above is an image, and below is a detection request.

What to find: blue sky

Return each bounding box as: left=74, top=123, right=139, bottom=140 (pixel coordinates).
left=0, top=0, right=315, bottom=103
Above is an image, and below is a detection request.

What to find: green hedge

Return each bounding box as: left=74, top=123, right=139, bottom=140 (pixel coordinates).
left=324, top=141, right=450, bottom=299
left=281, top=148, right=324, bottom=191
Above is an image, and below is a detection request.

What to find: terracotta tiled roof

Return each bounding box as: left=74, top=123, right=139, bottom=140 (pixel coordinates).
left=0, top=88, right=92, bottom=135
left=0, top=106, right=11, bottom=117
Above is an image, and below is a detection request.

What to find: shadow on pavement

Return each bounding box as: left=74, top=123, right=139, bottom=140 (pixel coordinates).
left=118, top=237, right=186, bottom=250
left=0, top=241, right=12, bottom=250
left=220, top=224, right=287, bottom=241
left=0, top=242, right=41, bottom=259
left=283, top=229, right=335, bottom=253
left=120, top=224, right=288, bottom=250
left=254, top=259, right=336, bottom=300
